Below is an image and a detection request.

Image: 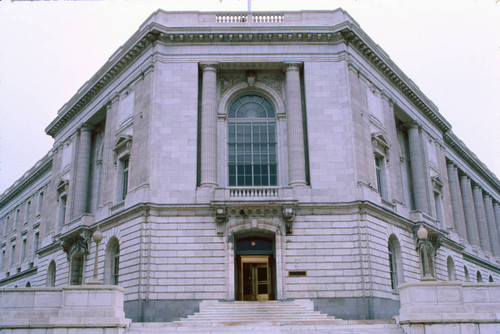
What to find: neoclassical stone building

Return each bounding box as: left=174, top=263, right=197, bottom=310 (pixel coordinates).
left=1, top=9, right=500, bottom=322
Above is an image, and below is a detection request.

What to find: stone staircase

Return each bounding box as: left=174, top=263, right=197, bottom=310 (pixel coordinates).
left=126, top=300, right=405, bottom=333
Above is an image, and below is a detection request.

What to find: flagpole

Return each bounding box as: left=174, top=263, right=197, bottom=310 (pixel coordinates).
left=248, top=0, right=251, bottom=11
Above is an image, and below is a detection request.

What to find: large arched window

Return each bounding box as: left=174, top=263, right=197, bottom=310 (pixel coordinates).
left=70, top=253, right=84, bottom=285
left=464, top=266, right=470, bottom=282
left=228, top=94, right=277, bottom=186
left=388, top=235, right=404, bottom=290
left=447, top=256, right=456, bottom=281
left=47, top=260, right=56, bottom=287
left=104, top=238, right=120, bottom=285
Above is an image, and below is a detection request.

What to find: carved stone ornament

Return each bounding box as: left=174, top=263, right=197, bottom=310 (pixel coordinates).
left=282, top=206, right=296, bottom=235
left=219, top=73, right=246, bottom=94
left=61, top=229, right=92, bottom=261
left=258, top=73, right=282, bottom=94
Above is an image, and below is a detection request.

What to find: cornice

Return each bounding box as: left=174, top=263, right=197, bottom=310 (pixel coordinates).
left=45, top=12, right=450, bottom=147
left=45, top=29, right=161, bottom=138
left=0, top=153, right=53, bottom=207
left=339, top=28, right=451, bottom=134
left=444, top=131, right=500, bottom=193
left=463, top=251, right=500, bottom=274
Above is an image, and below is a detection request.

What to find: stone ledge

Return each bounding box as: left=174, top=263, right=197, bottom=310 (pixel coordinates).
left=398, top=281, right=500, bottom=324
left=0, top=285, right=131, bottom=329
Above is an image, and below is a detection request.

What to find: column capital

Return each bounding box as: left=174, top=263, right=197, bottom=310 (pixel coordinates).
left=200, top=62, right=219, bottom=72
left=283, top=62, right=302, bottom=72
left=78, top=123, right=93, bottom=133
left=404, top=120, right=421, bottom=130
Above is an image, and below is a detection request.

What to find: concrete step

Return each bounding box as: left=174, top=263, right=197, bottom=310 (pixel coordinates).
left=127, top=322, right=405, bottom=333
left=125, top=300, right=405, bottom=334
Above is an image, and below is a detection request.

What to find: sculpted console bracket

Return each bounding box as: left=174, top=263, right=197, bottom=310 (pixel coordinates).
left=60, top=228, right=92, bottom=261
left=282, top=205, right=296, bottom=235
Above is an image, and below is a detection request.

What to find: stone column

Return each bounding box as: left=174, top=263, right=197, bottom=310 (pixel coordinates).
left=472, top=185, right=491, bottom=253
left=284, top=63, right=307, bottom=187
left=460, top=176, right=480, bottom=247
left=446, top=163, right=467, bottom=239
left=199, top=63, right=218, bottom=187
left=407, top=122, right=428, bottom=213
left=484, top=195, right=500, bottom=257
left=494, top=202, right=500, bottom=250
left=73, top=124, right=92, bottom=217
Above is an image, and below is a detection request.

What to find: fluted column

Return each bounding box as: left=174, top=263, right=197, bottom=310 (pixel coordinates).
left=446, top=164, right=467, bottom=239
left=285, top=63, right=306, bottom=186
left=407, top=122, right=428, bottom=213
left=484, top=195, right=500, bottom=257
left=199, top=63, right=218, bottom=187
left=460, top=176, right=480, bottom=247
left=472, top=185, right=491, bottom=253
left=73, top=124, right=92, bottom=217
left=494, top=202, right=500, bottom=250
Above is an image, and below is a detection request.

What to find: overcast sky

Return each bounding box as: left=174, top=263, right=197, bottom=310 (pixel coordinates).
left=0, top=0, right=499, bottom=194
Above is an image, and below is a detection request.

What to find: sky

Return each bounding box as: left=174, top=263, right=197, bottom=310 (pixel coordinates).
left=0, top=0, right=499, bottom=194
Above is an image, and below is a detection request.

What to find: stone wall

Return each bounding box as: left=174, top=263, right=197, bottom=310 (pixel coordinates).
left=0, top=285, right=130, bottom=334
left=398, top=281, right=500, bottom=334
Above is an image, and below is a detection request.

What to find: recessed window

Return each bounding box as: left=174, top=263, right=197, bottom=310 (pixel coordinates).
left=58, top=195, right=67, bottom=232
left=120, top=156, right=130, bottom=201
left=70, top=253, right=84, bottom=285
left=228, top=94, right=277, bottom=186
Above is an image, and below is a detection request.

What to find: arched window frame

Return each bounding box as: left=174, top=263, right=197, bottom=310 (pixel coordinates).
left=104, top=237, right=120, bottom=285
left=446, top=256, right=456, bottom=281
left=69, top=252, right=85, bottom=285
left=388, top=235, right=404, bottom=291
left=47, top=260, right=56, bottom=287
left=464, top=266, right=470, bottom=282
left=217, top=84, right=287, bottom=188
left=477, top=271, right=483, bottom=282
left=227, top=93, right=278, bottom=187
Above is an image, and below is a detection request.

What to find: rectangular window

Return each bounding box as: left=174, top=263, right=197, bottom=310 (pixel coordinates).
left=1, top=249, right=5, bottom=271
left=33, top=232, right=39, bottom=257
left=58, top=195, right=67, bottom=231
left=25, top=201, right=31, bottom=223
left=10, top=244, right=15, bottom=268
left=4, top=216, right=9, bottom=235
left=121, top=157, right=130, bottom=201
left=375, top=155, right=388, bottom=200
left=15, top=208, right=20, bottom=225
left=37, top=192, right=44, bottom=214
left=434, top=192, right=444, bottom=227
left=20, top=239, right=26, bottom=264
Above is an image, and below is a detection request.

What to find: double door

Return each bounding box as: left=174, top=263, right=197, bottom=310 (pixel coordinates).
left=237, top=255, right=273, bottom=301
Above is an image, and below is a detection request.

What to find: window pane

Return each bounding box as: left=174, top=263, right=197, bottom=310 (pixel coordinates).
left=228, top=144, right=236, bottom=163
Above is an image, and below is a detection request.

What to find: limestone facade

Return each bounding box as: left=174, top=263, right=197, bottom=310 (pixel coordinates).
left=1, top=10, right=500, bottom=322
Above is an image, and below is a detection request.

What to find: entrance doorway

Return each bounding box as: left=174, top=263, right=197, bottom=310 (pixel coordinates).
left=235, top=235, right=275, bottom=301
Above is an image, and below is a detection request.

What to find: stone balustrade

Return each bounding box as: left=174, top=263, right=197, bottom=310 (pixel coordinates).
left=398, top=281, right=500, bottom=334
left=0, top=285, right=130, bottom=334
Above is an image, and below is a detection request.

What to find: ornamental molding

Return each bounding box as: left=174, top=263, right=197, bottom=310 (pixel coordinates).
left=340, top=28, right=451, bottom=134
left=0, top=154, right=53, bottom=206
left=219, top=71, right=283, bottom=95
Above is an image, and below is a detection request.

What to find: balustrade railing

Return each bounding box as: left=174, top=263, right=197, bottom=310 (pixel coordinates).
left=229, top=187, right=279, bottom=198
left=215, top=13, right=284, bottom=23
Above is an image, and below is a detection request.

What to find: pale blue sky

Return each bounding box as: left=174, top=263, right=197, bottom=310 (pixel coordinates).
left=0, top=0, right=499, bottom=193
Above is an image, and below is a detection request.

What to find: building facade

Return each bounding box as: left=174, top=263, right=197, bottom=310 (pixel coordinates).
left=1, top=10, right=500, bottom=322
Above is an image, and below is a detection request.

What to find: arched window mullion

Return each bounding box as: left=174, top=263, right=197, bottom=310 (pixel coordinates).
left=228, top=94, right=277, bottom=187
